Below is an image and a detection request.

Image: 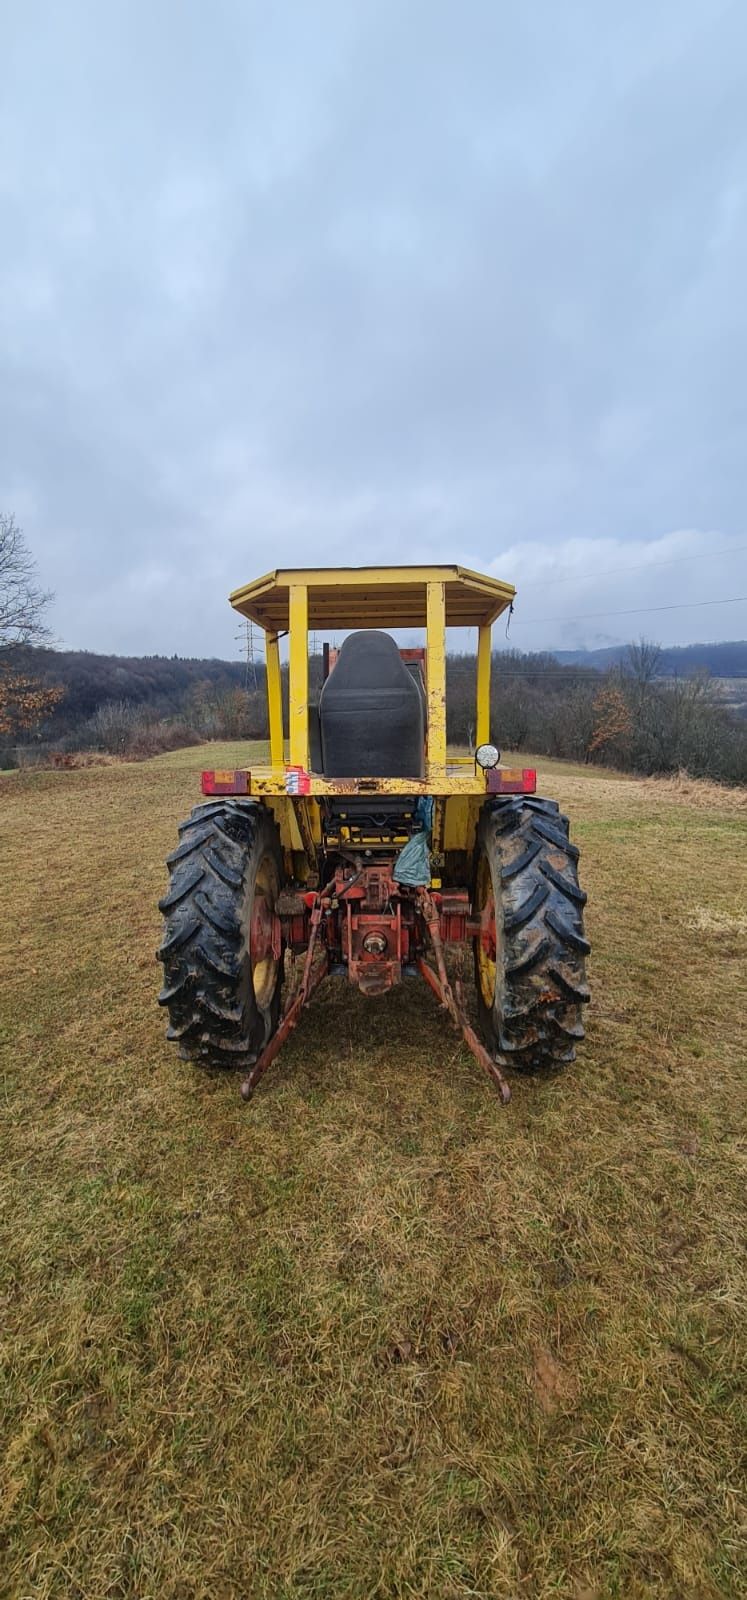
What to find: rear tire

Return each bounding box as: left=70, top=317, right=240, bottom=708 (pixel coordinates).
left=157, top=800, right=283, bottom=1069
left=473, top=796, right=590, bottom=1073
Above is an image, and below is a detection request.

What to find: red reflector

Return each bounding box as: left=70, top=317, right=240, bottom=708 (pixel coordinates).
left=201, top=770, right=249, bottom=795
left=487, top=767, right=537, bottom=795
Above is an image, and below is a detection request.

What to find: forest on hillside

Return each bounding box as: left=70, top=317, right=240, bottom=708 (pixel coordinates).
left=554, top=639, right=747, bottom=675
left=3, top=639, right=746, bottom=784
left=4, top=646, right=252, bottom=734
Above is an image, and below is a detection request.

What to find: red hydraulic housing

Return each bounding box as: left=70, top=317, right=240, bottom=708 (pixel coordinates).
left=336, top=864, right=409, bottom=996
left=241, top=862, right=510, bottom=1105
left=278, top=866, right=471, bottom=992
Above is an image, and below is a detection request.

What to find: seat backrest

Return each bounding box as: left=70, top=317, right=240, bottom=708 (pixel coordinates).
left=318, top=630, right=426, bottom=778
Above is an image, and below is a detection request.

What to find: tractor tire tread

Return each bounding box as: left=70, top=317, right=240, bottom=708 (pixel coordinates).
left=193, top=889, right=241, bottom=939
left=501, top=839, right=543, bottom=880
left=539, top=859, right=588, bottom=905
left=503, top=882, right=549, bottom=932
left=545, top=907, right=591, bottom=955
left=158, top=864, right=205, bottom=911
left=530, top=814, right=580, bottom=858
left=158, top=800, right=283, bottom=1070
left=475, top=797, right=590, bottom=1074
left=167, top=828, right=216, bottom=865
left=523, top=797, right=561, bottom=816
left=202, top=845, right=245, bottom=890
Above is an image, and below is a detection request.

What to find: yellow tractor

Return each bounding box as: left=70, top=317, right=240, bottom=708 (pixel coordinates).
left=158, top=566, right=589, bottom=1102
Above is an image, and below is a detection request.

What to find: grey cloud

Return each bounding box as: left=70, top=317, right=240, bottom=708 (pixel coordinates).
left=1, top=0, right=745, bottom=656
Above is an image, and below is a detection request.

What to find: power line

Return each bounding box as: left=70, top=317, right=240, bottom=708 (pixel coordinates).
left=487, top=669, right=747, bottom=679
left=510, top=595, right=747, bottom=626
left=517, top=542, right=747, bottom=591
left=452, top=666, right=747, bottom=679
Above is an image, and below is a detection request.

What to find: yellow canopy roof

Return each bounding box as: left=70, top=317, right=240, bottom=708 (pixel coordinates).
left=229, top=564, right=515, bottom=632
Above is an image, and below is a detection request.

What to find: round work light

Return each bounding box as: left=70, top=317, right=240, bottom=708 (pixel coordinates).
left=475, top=743, right=501, bottom=769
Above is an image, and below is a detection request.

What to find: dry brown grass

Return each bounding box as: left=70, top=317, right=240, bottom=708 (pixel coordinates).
left=1, top=744, right=746, bottom=1599
left=50, top=751, right=124, bottom=770
left=637, top=771, right=747, bottom=812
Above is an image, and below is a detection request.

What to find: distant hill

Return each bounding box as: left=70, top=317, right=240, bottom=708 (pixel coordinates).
left=7, top=646, right=260, bottom=739
left=8, top=637, right=747, bottom=745
left=547, top=641, right=747, bottom=676
left=4, top=638, right=745, bottom=778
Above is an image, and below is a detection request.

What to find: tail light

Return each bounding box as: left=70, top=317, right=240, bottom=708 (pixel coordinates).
left=487, top=767, right=537, bottom=794
left=201, top=770, right=249, bottom=795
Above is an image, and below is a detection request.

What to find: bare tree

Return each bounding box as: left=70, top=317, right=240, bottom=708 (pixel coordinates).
left=624, top=638, right=662, bottom=708
left=625, top=638, right=662, bottom=684
left=0, top=513, right=53, bottom=649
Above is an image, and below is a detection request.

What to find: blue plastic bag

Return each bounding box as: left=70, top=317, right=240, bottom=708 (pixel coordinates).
left=392, top=796, right=434, bottom=886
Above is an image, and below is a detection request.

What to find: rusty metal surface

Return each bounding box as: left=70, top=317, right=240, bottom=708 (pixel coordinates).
left=249, top=893, right=281, bottom=968
left=434, top=888, right=471, bottom=943
left=416, top=889, right=511, bottom=1104
left=276, top=889, right=308, bottom=916
left=240, top=898, right=328, bottom=1100
left=340, top=864, right=407, bottom=996
left=249, top=770, right=489, bottom=798
left=416, top=956, right=511, bottom=1104
left=293, top=797, right=320, bottom=880
left=240, top=861, right=513, bottom=1105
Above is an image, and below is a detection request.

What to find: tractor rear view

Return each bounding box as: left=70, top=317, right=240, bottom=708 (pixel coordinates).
left=158, top=566, right=589, bottom=1101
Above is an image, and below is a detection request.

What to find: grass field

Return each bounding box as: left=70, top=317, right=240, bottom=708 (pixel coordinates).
left=1, top=744, right=746, bottom=1599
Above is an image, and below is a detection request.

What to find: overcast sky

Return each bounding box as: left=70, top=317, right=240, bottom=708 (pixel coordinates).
left=1, top=0, right=746, bottom=659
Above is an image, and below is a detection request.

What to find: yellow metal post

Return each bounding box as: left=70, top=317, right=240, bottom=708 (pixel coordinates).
left=476, top=622, right=492, bottom=747
left=265, top=631, right=284, bottom=766
left=426, top=580, right=447, bottom=772
left=288, top=584, right=309, bottom=768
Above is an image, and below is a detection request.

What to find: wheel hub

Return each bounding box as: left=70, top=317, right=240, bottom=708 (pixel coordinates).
left=250, top=894, right=277, bottom=966
left=475, top=854, right=498, bottom=1008
left=249, top=855, right=282, bottom=1009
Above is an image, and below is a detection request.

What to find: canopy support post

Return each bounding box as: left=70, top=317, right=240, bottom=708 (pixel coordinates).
left=288, top=584, right=309, bottom=769
left=426, top=580, right=447, bottom=775
left=476, top=622, right=492, bottom=748
left=266, top=631, right=284, bottom=766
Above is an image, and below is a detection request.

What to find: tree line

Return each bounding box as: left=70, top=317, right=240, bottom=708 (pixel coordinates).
left=1, top=512, right=745, bottom=783
left=449, top=642, right=746, bottom=784
left=3, top=638, right=745, bottom=784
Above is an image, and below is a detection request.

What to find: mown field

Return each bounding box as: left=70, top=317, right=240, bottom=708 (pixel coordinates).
left=1, top=744, right=745, bottom=1600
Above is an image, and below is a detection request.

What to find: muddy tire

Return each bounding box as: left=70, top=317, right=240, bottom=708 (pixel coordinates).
left=157, top=800, right=283, bottom=1069
left=473, top=796, right=590, bottom=1072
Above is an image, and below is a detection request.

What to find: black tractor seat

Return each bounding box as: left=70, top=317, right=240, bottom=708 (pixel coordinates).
left=318, top=630, right=425, bottom=779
